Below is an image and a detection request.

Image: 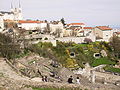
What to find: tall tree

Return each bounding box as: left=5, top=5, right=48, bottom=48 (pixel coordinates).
left=60, top=18, right=66, bottom=26
left=0, top=33, right=20, bottom=59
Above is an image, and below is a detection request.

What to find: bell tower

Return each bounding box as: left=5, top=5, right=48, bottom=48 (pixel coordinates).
left=18, top=0, right=23, bottom=20
left=10, top=2, right=14, bottom=12
left=11, top=0, right=23, bottom=20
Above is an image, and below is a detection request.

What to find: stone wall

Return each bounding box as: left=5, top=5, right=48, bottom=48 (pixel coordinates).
left=94, top=71, right=120, bottom=83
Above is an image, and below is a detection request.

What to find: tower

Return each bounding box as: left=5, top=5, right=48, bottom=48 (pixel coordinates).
left=11, top=0, right=23, bottom=20
left=17, top=0, right=23, bottom=20
left=11, top=2, right=14, bottom=12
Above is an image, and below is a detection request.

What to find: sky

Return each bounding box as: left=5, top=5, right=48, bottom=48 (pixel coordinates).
left=0, top=0, right=120, bottom=26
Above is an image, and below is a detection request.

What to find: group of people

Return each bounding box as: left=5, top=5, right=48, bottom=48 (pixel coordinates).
left=42, top=75, right=80, bottom=84
left=68, top=76, right=80, bottom=84
left=42, top=76, right=48, bottom=82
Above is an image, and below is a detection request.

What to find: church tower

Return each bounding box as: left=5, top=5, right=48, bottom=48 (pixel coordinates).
left=17, top=0, right=23, bottom=20
left=10, top=2, right=14, bottom=12
left=11, top=0, right=23, bottom=20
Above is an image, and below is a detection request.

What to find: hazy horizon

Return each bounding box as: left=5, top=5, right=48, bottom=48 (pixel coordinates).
left=0, top=0, right=120, bottom=27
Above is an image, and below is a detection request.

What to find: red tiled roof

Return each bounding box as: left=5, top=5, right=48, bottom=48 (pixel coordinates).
left=68, top=23, right=85, bottom=26
left=96, top=26, right=112, bottom=30
left=18, top=20, right=43, bottom=23
left=83, top=27, right=93, bottom=29
left=4, top=19, right=17, bottom=22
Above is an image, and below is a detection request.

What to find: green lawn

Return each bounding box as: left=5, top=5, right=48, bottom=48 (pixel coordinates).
left=105, top=66, right=120, bottom=73
left=91, top=58, right=116, bottom=67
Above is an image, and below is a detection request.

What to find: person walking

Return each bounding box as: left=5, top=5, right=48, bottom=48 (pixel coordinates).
left=68, top=76, right=73, bottom=83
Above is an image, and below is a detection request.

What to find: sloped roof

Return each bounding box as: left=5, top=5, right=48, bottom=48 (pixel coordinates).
left=68, top=23, right=85, bottom=26
left=96, top=26, right=112, bottom=30
left=83, top=27, right=93, bottom=29
left=18, top=20, right=43, bottom=23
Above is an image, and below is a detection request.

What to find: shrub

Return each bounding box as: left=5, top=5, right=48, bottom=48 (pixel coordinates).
left=84, top=38, right=92, bottom=44
left=44, top=37, right=48, bottom=40
left=29, top=31, right=32, bottom=34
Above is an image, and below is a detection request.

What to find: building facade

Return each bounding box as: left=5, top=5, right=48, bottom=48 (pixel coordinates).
left=94, top=26, right=113, bottom=42
left=0, top=14, right=4, bottom=32
left=0, top=3, right=23, bottom=20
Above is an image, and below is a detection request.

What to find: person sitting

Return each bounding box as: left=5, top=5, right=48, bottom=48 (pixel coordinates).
left=76, top=77, right=80, bottom=84
left=68, top=76, right=73, bottom=83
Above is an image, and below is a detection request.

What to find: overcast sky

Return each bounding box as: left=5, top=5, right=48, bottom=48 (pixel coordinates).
left=0, top=0, right=120, bottom=26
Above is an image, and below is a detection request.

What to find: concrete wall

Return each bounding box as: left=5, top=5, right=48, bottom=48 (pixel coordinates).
left=94, top=71, right=120, bottom=82
left=56, top=37, right=85, bottom=44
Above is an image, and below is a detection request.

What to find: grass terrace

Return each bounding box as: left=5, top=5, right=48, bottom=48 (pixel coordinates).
left=91, top=58, right=116, bottom=67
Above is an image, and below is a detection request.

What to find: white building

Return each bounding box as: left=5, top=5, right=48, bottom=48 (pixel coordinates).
left=0, top=14, right=4, bottom=32
left=49, top=21, right=64, bottom=37
left=94, top=26, right=113, bottom=42
left=64, top=23, right=85, bottom=37
left=0, top=3, right=23, bottom=20
left=18, top=20, right=47, bottom=31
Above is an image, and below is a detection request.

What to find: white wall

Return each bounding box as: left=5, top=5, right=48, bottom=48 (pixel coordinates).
left=18, top=23, right=47, bottom=30
left=3, top=13, right=14, bottom=20
left=102, top=30, right=113, bottom=42
left=50, top=22, right=64, bottom=34
left=94, top=28, right=103, bottom=38
left=18, top=23, right=38, bottom=30
left=94, top=28, right=113, bottom=42
left=38, top=23, right=47, bottom=32
left=0, top=15, right=4, bottom=32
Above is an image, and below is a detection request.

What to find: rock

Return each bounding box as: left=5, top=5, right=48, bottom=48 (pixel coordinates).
left=31, top=77, right=42, bottom=82
left=100, top=50, right=107, bottom=57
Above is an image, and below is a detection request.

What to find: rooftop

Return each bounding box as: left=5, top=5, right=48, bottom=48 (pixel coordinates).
left=18, top=20, right=44, bottom=23
left=83, top=27, right=93, bottom=29
left=0, top=11, right=13, bottom=14
left=68, top=23, right=85, bottom=26
left=96, top=26, right=112, bottom=30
